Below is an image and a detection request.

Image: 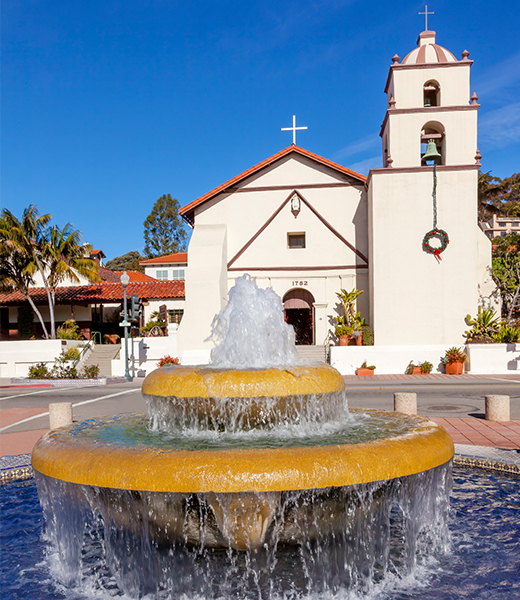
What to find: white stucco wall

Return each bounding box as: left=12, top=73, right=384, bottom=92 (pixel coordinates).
left=177, top=154, right=370, bottom=357
left=0, top=339, right=84, bottom=377
left=389, top=63, right=472, bottom=109
left=177, top=224, right=228, bottom=360
left=368, top=168, right=488, bottom=345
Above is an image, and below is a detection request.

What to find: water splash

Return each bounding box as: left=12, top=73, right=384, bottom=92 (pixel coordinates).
left=207, top=275, right=299, bottom=368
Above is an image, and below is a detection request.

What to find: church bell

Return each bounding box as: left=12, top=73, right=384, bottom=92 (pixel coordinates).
left=422, top=139, right=442, bottom=163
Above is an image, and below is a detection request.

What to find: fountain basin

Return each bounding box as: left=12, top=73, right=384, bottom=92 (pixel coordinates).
left=31, top=409, right=453, bottom=493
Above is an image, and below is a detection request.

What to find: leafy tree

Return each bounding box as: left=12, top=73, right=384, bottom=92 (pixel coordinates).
left=498, top=173, right=520, bottom=216
left=106, top=250, right=145, bottom=272
left=143, top=194, right=187, bottom=258
left=478, top=171, right=520, bottom=220
left=491, top=233, right=520, bottom=322
left=478, top=170, right=502, bottom=221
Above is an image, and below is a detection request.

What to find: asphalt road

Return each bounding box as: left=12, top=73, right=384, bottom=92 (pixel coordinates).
left=345, top=377, right=520, bottom=419
left=1, top=376, right=519, bottom=436
left=0, top=381, right=146, bottom=433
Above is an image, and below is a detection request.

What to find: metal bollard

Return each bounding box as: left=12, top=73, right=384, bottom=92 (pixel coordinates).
left=49, top=402, right=73, bottom=430
left=485, top=395, right=510, bottom=421
left=394, top=392, right=417, bottom=415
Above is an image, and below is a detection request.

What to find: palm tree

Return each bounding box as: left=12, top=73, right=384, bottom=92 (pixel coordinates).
left=43, top=223, right=102, bottom=338
left=0, top=207, right=51, bottom=338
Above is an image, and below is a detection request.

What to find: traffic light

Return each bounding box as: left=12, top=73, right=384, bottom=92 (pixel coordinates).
left=130, top=295, right=143, bottom=322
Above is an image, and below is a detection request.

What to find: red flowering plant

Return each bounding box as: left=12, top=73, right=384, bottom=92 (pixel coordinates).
left=156, top=355, right=180, bottom=367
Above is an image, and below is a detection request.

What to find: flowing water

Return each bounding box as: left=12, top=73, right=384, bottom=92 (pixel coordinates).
left=2, top=468, right=519, bottom=600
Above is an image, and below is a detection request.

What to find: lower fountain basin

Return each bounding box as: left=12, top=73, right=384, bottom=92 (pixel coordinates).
left=32, top=409, right=453, bottom=550
left=31, top=409, right=454, bottom=493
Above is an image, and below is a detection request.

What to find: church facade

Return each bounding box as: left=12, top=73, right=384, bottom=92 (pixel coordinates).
left=176, top=29, right=495, bottom=362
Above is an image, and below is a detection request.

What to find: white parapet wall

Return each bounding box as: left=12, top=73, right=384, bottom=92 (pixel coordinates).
left=331, top=343, right=520, bottom=375
left=466, top=343, right=520, bottom=374
left=0, top=339, right=84, bottom=378
left=111, top=325, right=179, bottom=378
left=331, top=345, right=454, bottom=375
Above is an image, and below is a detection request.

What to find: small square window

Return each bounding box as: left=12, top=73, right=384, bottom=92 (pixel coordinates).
left=513, top=223, right=519, bottom=227
left=288, top=233, right=306, bottom=249
left=499, top=223, right=506, bottom=227
left=172, top=269, right=185, bottom=280
left=156, top=270, right=168, bottom=280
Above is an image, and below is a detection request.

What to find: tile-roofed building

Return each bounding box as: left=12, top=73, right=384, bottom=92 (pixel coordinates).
left=0, top=254, right=185, bottom=339
left=140, top=253, right=188, bottom=283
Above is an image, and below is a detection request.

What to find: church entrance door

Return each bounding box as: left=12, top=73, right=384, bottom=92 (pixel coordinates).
left=283, top=289, right=315, bottom=345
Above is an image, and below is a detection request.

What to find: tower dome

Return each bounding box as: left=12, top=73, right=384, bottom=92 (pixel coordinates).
left=401, top=31, right=457, bottom=65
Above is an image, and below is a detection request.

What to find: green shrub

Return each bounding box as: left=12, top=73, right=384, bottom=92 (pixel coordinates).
left=57, top=319, right=83, bottom=340
left=27, top=362, right=50, bottom=379
left=62, top=346, right=81, bottom=361
left=493, top=323, right=520, bottom=343
left=81, top=364, right=100, bottom=379
left=465, top=307, right=502, bottom=343
left=361, top=325, right=374, bottom=346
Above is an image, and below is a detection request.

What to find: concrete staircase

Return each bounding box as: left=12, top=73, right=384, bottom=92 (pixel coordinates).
left=82, top=344, right=121, bottom=377
left=296, top=345, right=328, bottom=363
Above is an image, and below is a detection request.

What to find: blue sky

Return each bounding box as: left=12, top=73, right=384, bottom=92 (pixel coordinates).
left=2, top=0, right=519, bottom=261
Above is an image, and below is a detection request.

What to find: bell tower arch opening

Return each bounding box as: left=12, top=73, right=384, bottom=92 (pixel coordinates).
left=283, top=288, right=315, bottom=345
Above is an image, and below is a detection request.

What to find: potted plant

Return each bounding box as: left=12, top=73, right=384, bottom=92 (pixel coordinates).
left=406, top=361, right=421, bottom=375
left=335, top=288, right=365, bottom=345
left=357, top=361, right=376, bottom=376
left=441, top=347, right=466, bottom=374
left=420, top=360, right=433, bottom=374
left=157, top=355, right=180, bottom=367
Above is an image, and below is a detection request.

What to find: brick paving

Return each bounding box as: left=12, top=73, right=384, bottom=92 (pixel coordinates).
left=431, top=417, right=520, bottom=449
left=1, top=375, right=520, bottom=456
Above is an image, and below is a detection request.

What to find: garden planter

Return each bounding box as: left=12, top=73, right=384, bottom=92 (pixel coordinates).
left=339, top=334, right=363, bottom=346
left=409, top=367, right=422, bottom=375
left=356, top=368, right=375, bottom=376
left=445, top=362, right=463, bottom=375
left=339, top=335, right=349, bottom=346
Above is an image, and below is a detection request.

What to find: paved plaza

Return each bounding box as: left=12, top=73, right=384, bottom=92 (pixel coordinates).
left=1, top=374, right=519, bottom=459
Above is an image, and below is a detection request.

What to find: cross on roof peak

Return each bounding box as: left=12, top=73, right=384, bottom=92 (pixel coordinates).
left=419, top=5, right=434, bottom=31
left=281, top=115, right=308, bottom=145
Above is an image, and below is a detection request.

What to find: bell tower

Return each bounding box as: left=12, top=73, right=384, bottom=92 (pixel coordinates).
left=381, top=30, right=479, bottom=169
left=367, top=30, right=495, bottom=346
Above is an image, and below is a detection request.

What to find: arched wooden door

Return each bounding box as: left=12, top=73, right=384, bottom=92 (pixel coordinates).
left=283, top=289, right=315, bottom=345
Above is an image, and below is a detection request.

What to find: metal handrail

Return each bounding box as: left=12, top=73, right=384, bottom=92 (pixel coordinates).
left=73, top=339, right=95, bottom=369
left=90, top=331, right=102, bottom=345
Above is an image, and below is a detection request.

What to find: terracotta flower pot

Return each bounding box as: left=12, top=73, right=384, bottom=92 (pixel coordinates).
left=356, top=368, right=375, bottom=376
left=409, top=367, right=422, bottom=375
left=339, top=335, right=349, bottom=346
left=445, top=361, right=463, bottom=375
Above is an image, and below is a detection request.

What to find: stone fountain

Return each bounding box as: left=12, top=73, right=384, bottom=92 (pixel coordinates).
left=31, top=275, right=454, bottom=598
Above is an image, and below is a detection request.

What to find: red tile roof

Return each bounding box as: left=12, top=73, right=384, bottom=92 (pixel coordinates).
left=0, top=280, right=185, bottom=306
left=98, top=268, right=157, bottom=283
left=140, top=252, right=188, bottom=265
left=180, top=145, right=367, bottom=224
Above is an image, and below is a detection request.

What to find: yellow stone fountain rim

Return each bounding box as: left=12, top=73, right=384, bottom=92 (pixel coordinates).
left=32, top=410, right=454, bottom=493
left=141, top=364, right=345, bottom=399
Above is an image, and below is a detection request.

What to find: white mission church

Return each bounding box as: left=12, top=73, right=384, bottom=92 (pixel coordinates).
left=174, top=28, right=495, bottom=364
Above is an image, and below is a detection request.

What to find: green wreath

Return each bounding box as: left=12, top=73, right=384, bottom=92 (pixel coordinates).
left=422, top=228, right=449, bottom=259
